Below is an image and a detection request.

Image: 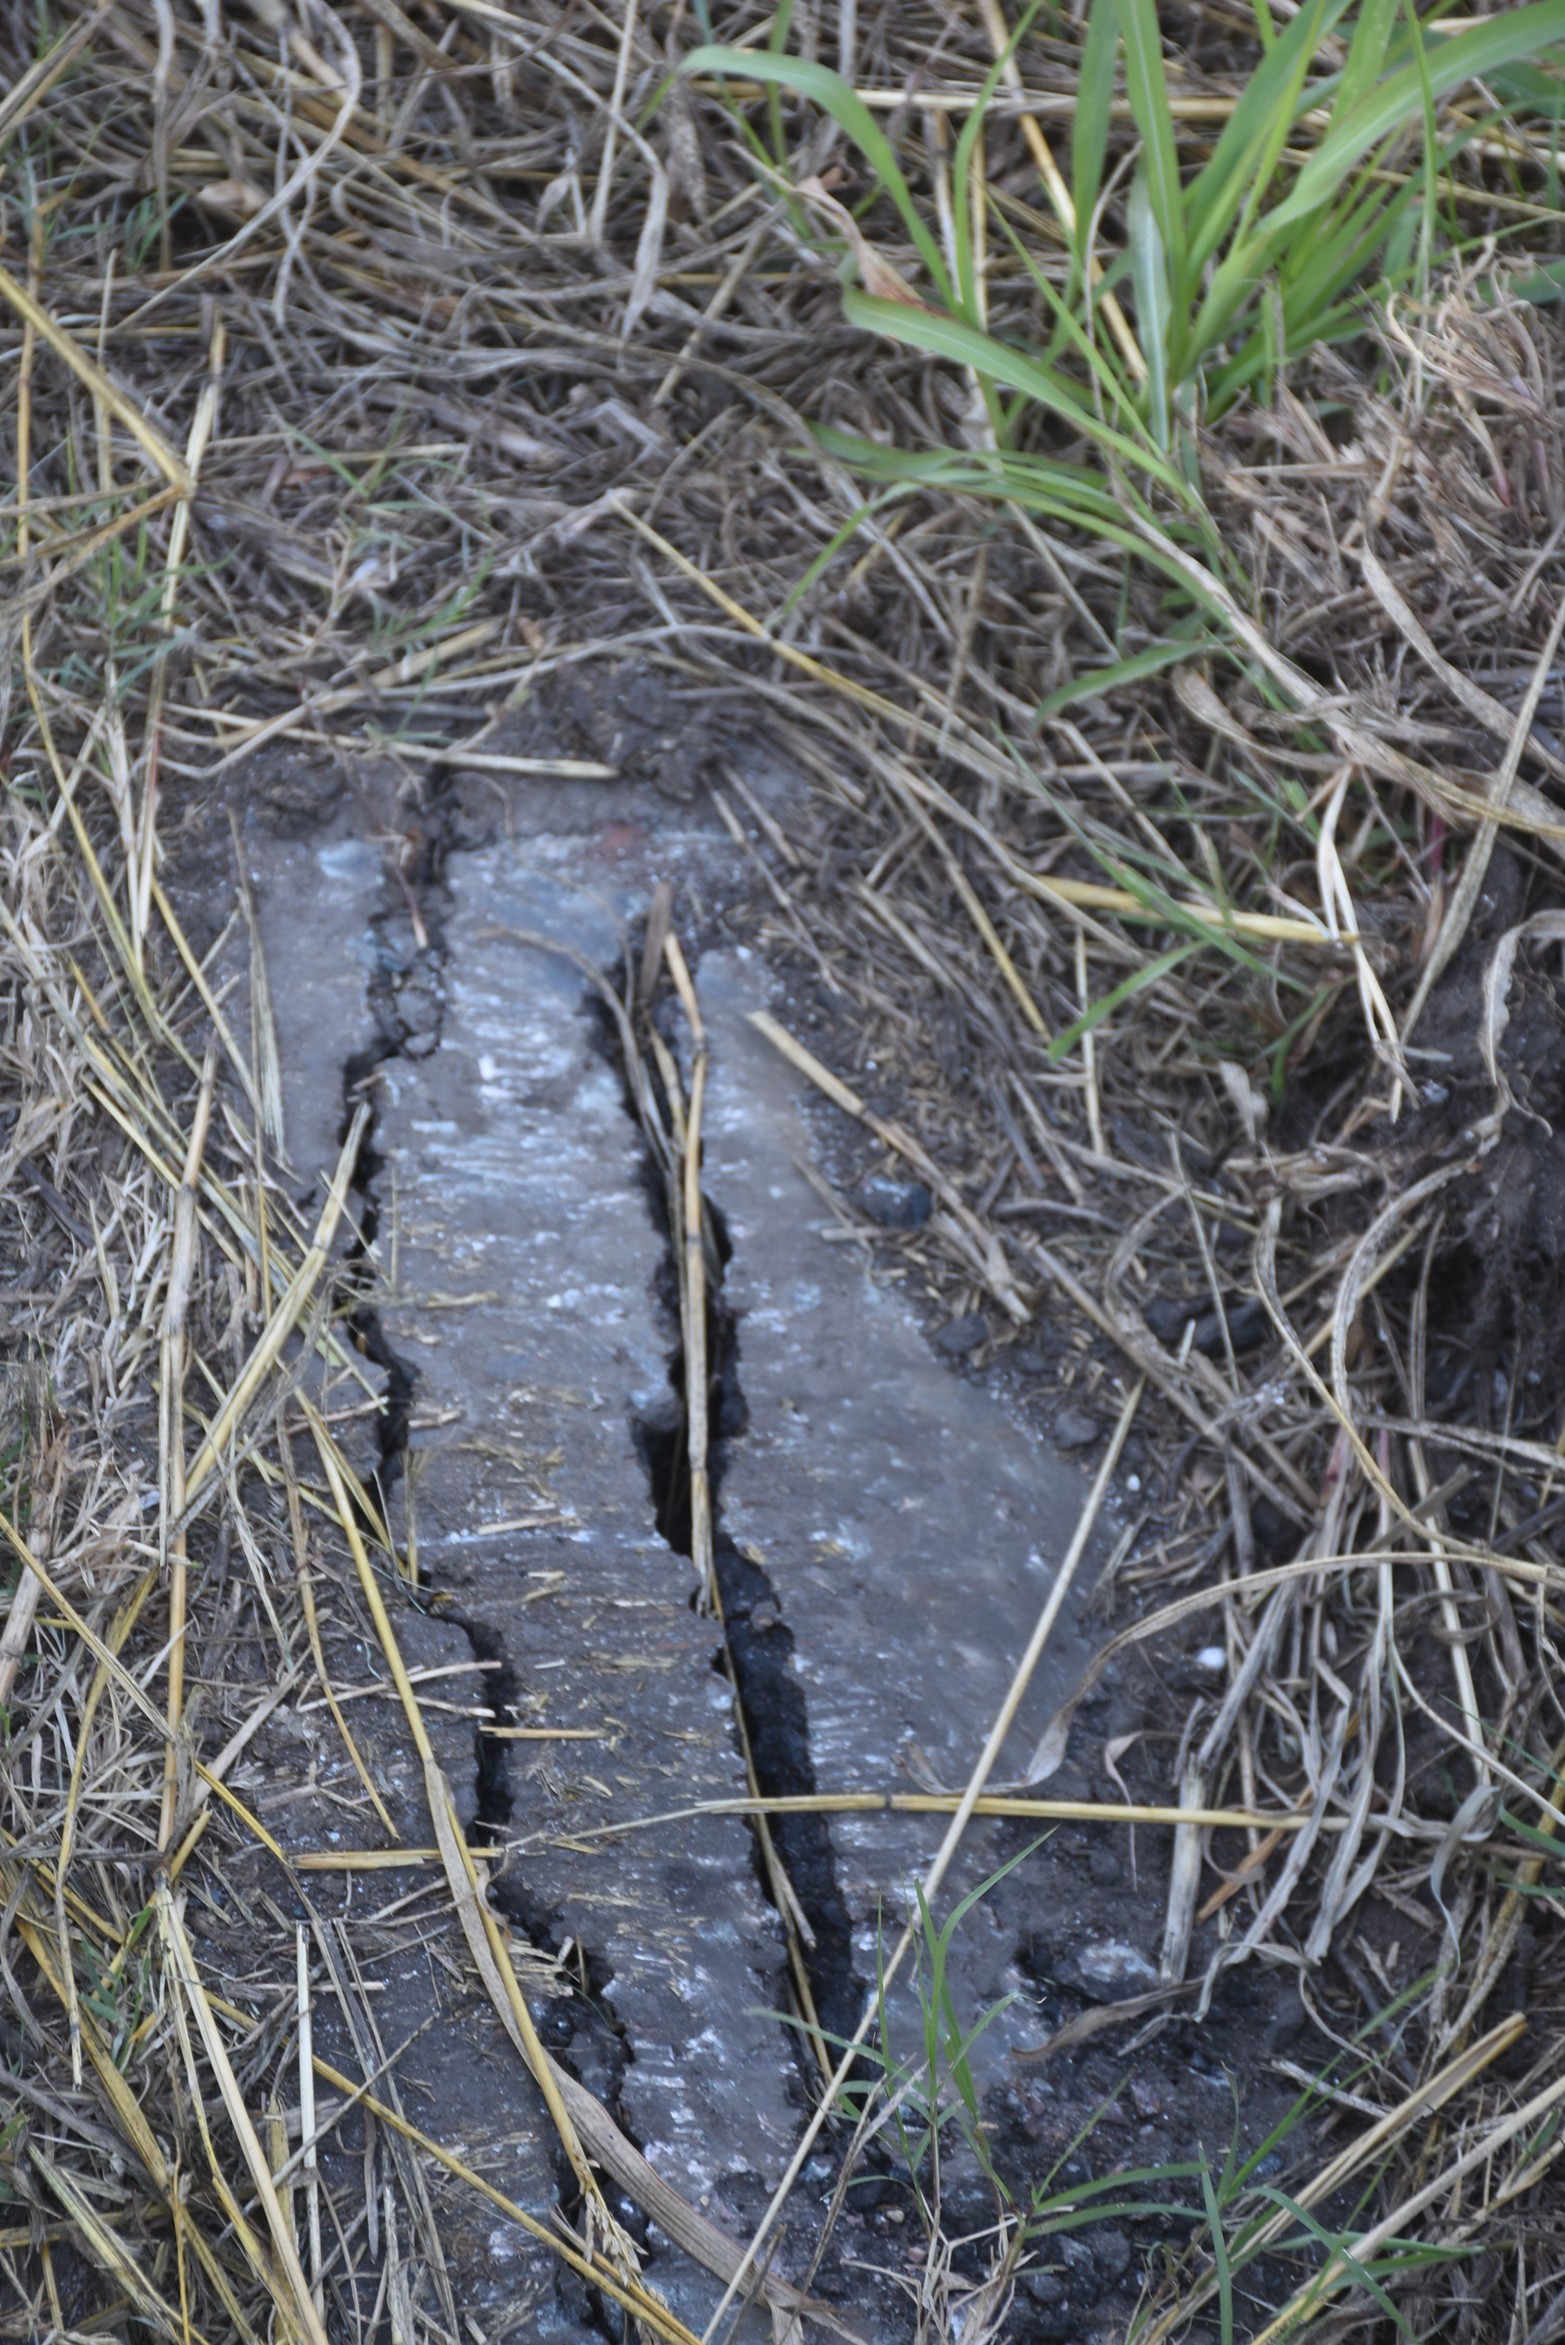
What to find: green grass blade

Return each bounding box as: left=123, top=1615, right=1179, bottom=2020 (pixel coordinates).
left=778, top=488, right=910, bottom=619
left=1071, top=0, right=1120, bottom=288
left=1183, top=0, right=1348, bottom=274
left=1200, top=2162, right=1235, bottom=2345
left=814, top=427, right=1124, bottom=521
left=1258, top=2189, right=1415, bottom=2329
left=1338, top=0, right=1402, bottom=119
left=987, top=202, right=1154, bottom=437
left=1500, top=1806, right=1565, bottom=1859
left=681, top=46, right=956, bottom=304
left=1031, top=2160, right=1209, bottom=2209
left=1062, top=824, right=1289, bottom=976
left=1191, top=166, right=1400, bottom=383
left=1224, top=4, right=1336, bottom=264
left=1127, top=168, right=1171, bottom=446
left=953, top=2, right=1042, bottom=321
left=818, top=437, right=1222, bottom=593
left=1262, top=3, right=1565, bottom=235
left=1118, top=0, right=1188, bottom=298
left=1047, top=944, right=1199, bottom=1064
left=1399, top=0, right=1442, bottom=297
left=1489, top=57, right=1565, bottom=118
left=1035, top=635, right=1213, bottom=719
left=764, top=0, right=798, bottom=165
left=839, top=289, right=1185, bottom=489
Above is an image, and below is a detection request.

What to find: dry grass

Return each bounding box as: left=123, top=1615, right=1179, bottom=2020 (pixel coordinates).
left=5, top=0, right=1565, bottom=2337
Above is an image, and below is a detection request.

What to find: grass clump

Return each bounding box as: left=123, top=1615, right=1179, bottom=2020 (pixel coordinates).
left=802, top=1863, right=1489, bottom=2345
left=686, top=0, right=1565, bottom=622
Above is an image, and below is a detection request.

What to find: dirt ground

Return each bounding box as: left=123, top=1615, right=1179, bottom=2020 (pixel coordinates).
left=7, top=5, right=1565, bottom=2341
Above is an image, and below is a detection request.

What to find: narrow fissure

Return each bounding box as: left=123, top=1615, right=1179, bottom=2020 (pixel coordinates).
left=338, top=1044, right=415, bottom=1489
left=605, top=996, right=865, bottom=2063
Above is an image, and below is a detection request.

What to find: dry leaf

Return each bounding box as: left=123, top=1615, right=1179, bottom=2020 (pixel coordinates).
left=195, top=177, right=266, bottom=218
left=795, top=175, right=932, bottom=309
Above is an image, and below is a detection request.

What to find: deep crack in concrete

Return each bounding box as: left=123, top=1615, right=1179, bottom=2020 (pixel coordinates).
left=613, top=992, right=864, bottom=2063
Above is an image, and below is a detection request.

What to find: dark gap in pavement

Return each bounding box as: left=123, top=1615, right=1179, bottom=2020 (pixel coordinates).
left=597, top=987, right=867, bottom=2065
left=336, top=1041, right=417, bottom=1493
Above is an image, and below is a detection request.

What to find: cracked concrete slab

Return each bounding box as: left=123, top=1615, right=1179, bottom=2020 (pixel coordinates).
left=251, top=812, right=808, bottom=2331
left=254, top=832, right=386, bottom=1183
left=231, top=1590, right=576, bottom=2337
left=248, top=780, right=1118, bottom=2325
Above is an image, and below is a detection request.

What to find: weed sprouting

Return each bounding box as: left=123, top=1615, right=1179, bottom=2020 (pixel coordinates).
left=785, top=1857, right=1476, bottom=2342
left=682, top=6, right=1565, bottom=620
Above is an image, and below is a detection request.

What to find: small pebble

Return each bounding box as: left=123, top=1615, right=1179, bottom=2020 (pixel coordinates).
left=1093, top=2229, right=1132, bottom=2280
left=1053, top=1403, right=1099, bottom=1449
left=1076, top=1939, right=1158, bottom=1996
left=933, top=1312, right=988, bottom=1358
left=857, top=1173, right=933, bottom=1229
